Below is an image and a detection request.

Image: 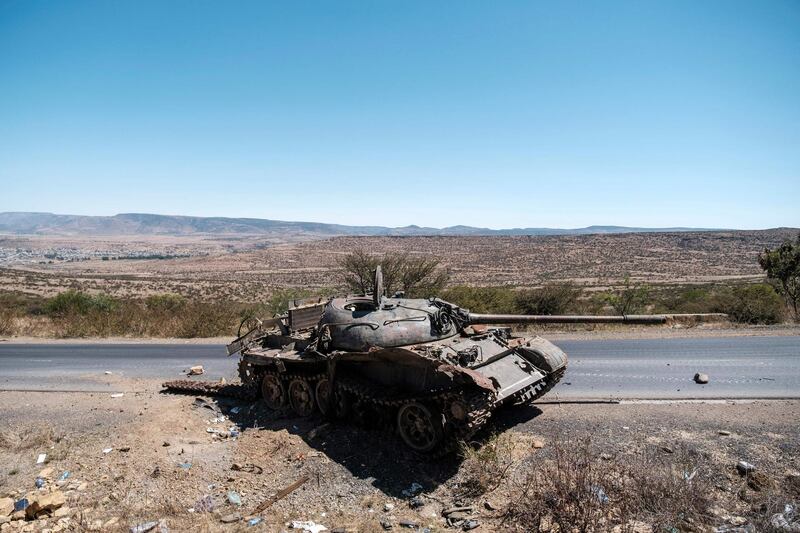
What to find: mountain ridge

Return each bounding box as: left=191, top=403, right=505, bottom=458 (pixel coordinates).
left=0, top=211, right=730, bottom=237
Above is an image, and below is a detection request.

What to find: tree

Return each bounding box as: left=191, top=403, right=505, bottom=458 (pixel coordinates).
left=604, top=275, right=650, bottom=315
left=759, top=234, right=800, bottom=320
left=338, top=248, right=449, bottom=298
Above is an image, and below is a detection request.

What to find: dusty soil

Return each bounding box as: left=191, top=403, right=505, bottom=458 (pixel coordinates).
left=1, top=378, right=798, bottom=532
left=2, top=229, right=796, bottom=301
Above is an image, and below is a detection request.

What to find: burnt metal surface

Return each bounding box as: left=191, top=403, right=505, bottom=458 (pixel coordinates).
left=165, top=268, right=723, bottom=454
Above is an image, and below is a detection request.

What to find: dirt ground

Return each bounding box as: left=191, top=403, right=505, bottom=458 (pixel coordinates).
left=1, top=378, right=798, bottom=532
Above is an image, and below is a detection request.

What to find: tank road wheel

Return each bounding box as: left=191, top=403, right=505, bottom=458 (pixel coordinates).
left=315, top=379, right=331, bottom=415
left=397, top=402, right=443, bottom=453
left=288, top=378, right=316, bottom=417
left=261, top=374, right=286, bottom=410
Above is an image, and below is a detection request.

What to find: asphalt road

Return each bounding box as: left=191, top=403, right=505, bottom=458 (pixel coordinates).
left=0, top=336, right=798, bottom=399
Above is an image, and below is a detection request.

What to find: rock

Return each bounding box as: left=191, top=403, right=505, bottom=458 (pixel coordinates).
left=188, top=366, right=204, bottom=376
left=398, top=520, right=418, bottom=529
left=380, top=518, right=393, bottom=530
left=383, top=503, right=395, bottom=512
left=661, top=446, right=674, bottom=454
left=747, top=472, right=771, bottom=491
left=25, top=491, right=65, bottom=519
left=409, top=497, right=424, bottom=509
left=736, top=461, right=756, bottom=476
left=462, top=520, right=479, bottom=531
left=0, top=498, right=13, bottom=517
left=729, top=517, right=748, bottom=526
left=0, top=517, right=9, bottom=525
left=10, top=511, right=25, bottom=521
left=52, top=508, right=70, bottom=519
left=219, top=514, right=240, bottom=523
left=718, top=430, right=732, bottom=436
left=531, top=439, right=545, bottom=449
left=87, top=519, right=103, bottom=531
left=599, top=453, right=612, bottom=461
left=103, top=517, right=119, bottom=529
left=694, top=373, right=709, bottom=384
left=162, top=442, right=170, bottom=447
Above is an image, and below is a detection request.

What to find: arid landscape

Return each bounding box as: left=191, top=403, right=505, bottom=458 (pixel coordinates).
left=1, top=229, right=796, bottom=302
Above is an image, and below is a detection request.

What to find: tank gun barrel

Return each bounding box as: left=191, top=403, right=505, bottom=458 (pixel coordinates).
left=466, top=313, right=727, bottom=325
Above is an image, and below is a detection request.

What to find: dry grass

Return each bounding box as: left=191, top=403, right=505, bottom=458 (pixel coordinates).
left=460, top=436, right=716, bottom=532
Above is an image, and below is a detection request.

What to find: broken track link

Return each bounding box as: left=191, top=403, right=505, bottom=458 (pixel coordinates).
left=161, top=379, right=258, bottom=400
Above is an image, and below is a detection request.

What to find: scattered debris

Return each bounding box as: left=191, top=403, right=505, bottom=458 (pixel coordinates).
left=770, top=504, right=799, bottom=531
left=531, top=439, right=545, bottom=449
left=230, top=406, right=242, bottom=414
left=308, top=423, right=331, bottom=440
left=194, top=495, right=215, bottom=513
left=36, top=454, right=46, bottom=464
left=384, top=502, right=395, bottom=512
left=119, top=446, right=131, bottom=452
left=227, top=491, right=242, bottom=506
left=736, top=461, right=756, bottom=476
left=290, top=521, right=328, bottom=533
left=483, top=500, right=497, bottom=511
left=220, top=513, right=241, bottom=523
left=718, top=430, right=732, bottom=436
left=58, top=471, right=70, bottom=482
left=188, top=365, right=204, bottom=376
left=462, top=519, right=480, bottom=531
left=231, top=463, right=263, bottom=474
left=102, top=448, right=113, bottom=454
left=129, top=520, right=167, bottom=533
left=590, top=485, right=609, bottom=504
left=247, top=517, right=263, bottom=526
left=380, top=518, right=393, bottom=530
left=254, top=475, right=309, bottom=513
left=35, top=477, right=45, bottom=488
left=110, top=393, right=125, bottom=398
left=399, top=519, right=418, bottom=528
left=694, top=372, right=709, bottom=384
left=104, top=371, right=113, bottom=375
left=178, top=462, right=192, bottom=470
left=408, top=496, right=424, bottom=509
left=401, top=482, right=424, bottom=498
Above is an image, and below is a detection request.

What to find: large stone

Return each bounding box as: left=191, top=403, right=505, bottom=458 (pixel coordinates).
left=694, top=373, right=709, bottom=384
left=0, top=498, right=13, bottom=517
left=25, top=491, right=65, bottom=519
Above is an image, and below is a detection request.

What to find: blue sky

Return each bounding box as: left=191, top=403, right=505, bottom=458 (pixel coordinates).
left=1, top=1, right=798, bottom=229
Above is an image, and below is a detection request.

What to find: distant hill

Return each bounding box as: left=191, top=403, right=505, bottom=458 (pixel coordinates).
left=0, top=211, right=724, bottom=237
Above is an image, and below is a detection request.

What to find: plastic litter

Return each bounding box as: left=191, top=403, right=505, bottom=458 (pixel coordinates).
left=247, top=517, right=263, bottom=526
left=58, top=471, right=70, bottom=481
left=229, top=428, right=240, bottom=438
left=290, top=521, right=328, bottom=533
left=737, top=461, right=756, bottom=476
left=35, top=477, right=45, bottom=488
left=36, top=453, right=46, bottom=464
left=103, top=448, right=113, bottom=454
left=104, top=371, right=113, bottom=375
left=227, top=491, right=242, bottom=506
left=590, top=485, right=609, bottom=504
left=178, top=462, right=192, bottom=469
left=14, top=498, right=29, bottom=512
left=230, top=406, right=241, bottom=414
left=110, top=393, right=124, bottom=398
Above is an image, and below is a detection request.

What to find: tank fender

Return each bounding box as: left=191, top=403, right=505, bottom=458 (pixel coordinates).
left=515, top=336, right=568, bottom=373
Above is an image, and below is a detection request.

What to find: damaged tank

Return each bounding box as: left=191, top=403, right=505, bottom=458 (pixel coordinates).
left=171, top=267, right=675, bottom=454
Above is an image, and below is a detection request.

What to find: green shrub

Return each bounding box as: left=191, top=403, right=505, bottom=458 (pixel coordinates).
left=515, top=282, right=582, bottom=315
left=145, top=293, right=186, bottom=311
left=45, top=290, right=118, bottom=316
left=711, top=284, right=784, bottom=324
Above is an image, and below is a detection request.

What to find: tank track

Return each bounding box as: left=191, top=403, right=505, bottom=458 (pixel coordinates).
left=336, top=375, right=495, bottom=456
left=161, top=379, right=259, bottom=400
left=513, top=367, right=566, bottom=404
